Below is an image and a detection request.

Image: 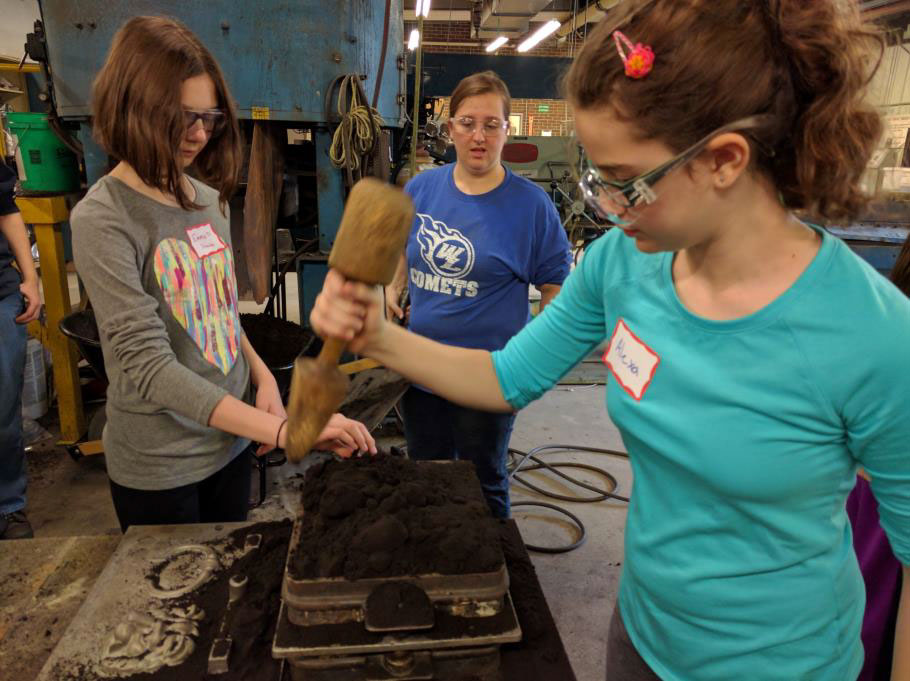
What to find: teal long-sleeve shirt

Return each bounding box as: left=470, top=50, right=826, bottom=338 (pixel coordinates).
left=492, top=227, right=910, bottom=681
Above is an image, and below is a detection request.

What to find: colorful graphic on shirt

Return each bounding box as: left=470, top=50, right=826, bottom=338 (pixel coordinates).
left=416, top=213, right=476, bottom=279
left=153, top=237, right=241, bottom=375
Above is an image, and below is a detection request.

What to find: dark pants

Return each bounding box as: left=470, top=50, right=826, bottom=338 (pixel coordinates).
left=0, top=292, right=27, bottom=516
left=847, top=476, right=902, bottom=681
left=607, top=603, right=663, bottom=681
left=401, top=386, right=515, bottom=519
left=108, top=447, right=252, bottom=533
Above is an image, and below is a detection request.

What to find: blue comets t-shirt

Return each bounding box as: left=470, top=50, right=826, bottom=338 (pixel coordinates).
left=404, top=164, right=571, bottom=351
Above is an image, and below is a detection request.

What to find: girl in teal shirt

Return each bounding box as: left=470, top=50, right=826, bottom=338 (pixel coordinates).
left=311, top=2, right=910, bottom=680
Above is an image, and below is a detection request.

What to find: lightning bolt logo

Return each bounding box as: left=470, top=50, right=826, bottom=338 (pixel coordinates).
left=415, top=213, right=475, bottom=279
left=436, top=244, right=465, bottom=272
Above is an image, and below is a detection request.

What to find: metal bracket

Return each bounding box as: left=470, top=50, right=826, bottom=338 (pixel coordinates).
left=207, top=573, right=249, bottom=674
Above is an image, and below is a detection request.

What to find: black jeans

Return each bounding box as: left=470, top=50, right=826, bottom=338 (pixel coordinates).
left=108, top=446, right=253, bottom=532
left=401, top=386, right=515, bottom=519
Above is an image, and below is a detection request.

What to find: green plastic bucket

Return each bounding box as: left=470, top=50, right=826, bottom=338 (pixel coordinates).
left=7, top=112, right=80, bottom=192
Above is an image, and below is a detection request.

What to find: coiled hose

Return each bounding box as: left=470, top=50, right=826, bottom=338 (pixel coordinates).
left=508, top=444, right=630, bottom=554
left=327, top=74, right=383, bottom=185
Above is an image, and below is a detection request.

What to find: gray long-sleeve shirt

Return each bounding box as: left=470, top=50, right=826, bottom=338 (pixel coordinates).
left=71, top=175, right=251, bottom=490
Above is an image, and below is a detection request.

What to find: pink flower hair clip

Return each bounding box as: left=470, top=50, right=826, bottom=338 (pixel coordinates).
left=613, top=30, right=655, bottom=79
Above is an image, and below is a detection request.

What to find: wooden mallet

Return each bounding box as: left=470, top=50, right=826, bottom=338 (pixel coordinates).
left=284, top=178, right=414, bottom=462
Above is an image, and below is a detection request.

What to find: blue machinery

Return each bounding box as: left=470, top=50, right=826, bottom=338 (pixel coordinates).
left=37, top=0, right=405, bottom=321
left=31, top=0, right=910, bottom=293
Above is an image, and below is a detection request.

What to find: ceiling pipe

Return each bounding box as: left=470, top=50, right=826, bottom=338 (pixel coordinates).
left=555, top=0, right=619, bottom=38
left=404, top=10, right=472, bottom=21
left=476, top=0, right=554, bottom=37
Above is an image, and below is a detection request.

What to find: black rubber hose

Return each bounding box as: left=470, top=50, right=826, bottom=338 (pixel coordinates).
left=507, top=444, right=631, bottom=553
left=512, top=461, right=622, bottom=503
left=508, top=445, right=630, bottom=503
left=510, top=501, right=587, bottom=554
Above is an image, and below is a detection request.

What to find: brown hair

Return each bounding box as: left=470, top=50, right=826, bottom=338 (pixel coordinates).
left=892, top=236, right=910, bottom=297
left=564, top=0, right=884, bottom=222
left=449, top=71, right=511, bottom=120
left=91, top=16, right=242, bottom=211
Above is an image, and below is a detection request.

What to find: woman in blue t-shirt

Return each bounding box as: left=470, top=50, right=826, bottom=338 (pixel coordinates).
left=312, top=2, right=909, bottom=680
left=385, top=71, right=572, bottom=519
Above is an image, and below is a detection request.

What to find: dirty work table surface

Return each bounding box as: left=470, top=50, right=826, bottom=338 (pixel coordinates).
left=8, top=521, right=578, bottom=681
left=0, top=535, right=121, bottom=681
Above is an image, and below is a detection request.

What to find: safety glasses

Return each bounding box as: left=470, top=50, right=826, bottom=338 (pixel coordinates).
left=449, top=116, right=509, bottom=137
left=578, top=114, right=773, bottom=225
left=182, top=108, right=227, bottom=135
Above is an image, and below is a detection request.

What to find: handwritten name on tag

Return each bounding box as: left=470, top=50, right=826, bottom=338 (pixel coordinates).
left=603, top=319, right=660, bottom=400
left=185, top=223, right=227, bottom=258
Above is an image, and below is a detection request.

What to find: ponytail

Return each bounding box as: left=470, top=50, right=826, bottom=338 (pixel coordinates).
left=565, top=0, right=884, bottom=222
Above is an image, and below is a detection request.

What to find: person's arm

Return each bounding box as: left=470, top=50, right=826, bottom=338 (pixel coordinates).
left=373, top=321, right=510, bottom=412
left=73, top=203, right=375, bottom=457
left=241, top=333, right=276, bottom=392
left=207, top=394, right=375, bottom=456
left=312, top=235, right=609, bottom=412
left=530, top=195, right=571, bottom=316
left=538, top=283, right=560, bottom=311
left=316, top=270, right=508, bottom=410
left=208, top=394, right=285, bottom=450
left=235, top=334, right=376, bottom=455
left=841, top=300, right=910, bottom=681
left=894, top=566, right=910, bottom=680
left=240, top=333, right=285, bottom=454
left=0, top=207, right=41, bottom=324
left=384, top=252, right=408, bottom=321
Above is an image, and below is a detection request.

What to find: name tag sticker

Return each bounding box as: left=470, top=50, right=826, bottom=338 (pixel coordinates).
left=603, top=319, right=660, bottom=400
left=186, top=223, right=226, bottom=258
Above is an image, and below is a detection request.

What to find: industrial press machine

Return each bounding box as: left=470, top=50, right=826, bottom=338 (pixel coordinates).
left=33, top=0, right=407, bottom=321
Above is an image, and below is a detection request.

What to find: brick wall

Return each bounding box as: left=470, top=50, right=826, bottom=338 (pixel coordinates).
left=433, top=97, right=573, bottom=137
left=408, top=20, right=584, bottom=136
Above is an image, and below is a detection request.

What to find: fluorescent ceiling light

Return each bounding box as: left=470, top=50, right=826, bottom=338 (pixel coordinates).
left=408, top=29, right=420, bottom=51
left=517, top=20, right=561, bottom=53
left=485, top=36, right=508, bottom=52
left=416, top=0, right=431, bottom=17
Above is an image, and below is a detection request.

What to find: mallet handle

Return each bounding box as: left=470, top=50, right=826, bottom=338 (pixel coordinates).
left=317, top=337, right=347, bottom=367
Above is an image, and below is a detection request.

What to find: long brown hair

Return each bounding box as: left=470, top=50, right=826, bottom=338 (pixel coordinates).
left=564, top=0, right=884, bottom=222
left=449, top=71, right=511, bottom=119
left=90, top=16, right=242, bottom=212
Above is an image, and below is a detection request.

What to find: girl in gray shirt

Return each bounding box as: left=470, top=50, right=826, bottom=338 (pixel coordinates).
left=71, top=16, right=374, bottom=531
